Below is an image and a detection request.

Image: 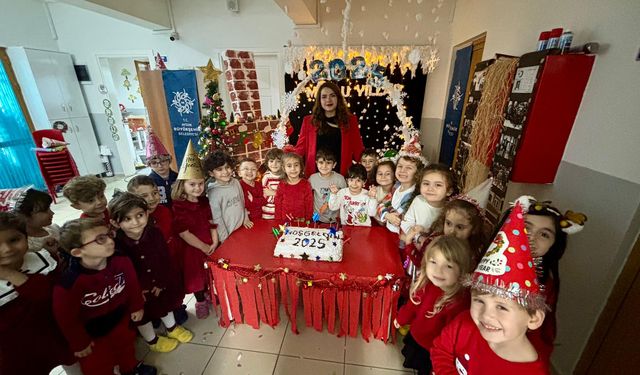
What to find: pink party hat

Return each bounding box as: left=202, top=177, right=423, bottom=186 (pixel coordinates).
left=145, top=127, right=170, bottom=162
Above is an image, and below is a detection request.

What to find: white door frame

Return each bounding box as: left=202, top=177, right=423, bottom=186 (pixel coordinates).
left=95, top=50, right=155, bottom=176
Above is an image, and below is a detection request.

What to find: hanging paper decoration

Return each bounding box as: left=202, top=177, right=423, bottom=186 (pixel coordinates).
left=155, top=53, right=167, bottom=70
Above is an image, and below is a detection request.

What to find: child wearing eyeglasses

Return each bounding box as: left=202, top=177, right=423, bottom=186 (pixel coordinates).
left=146, top=128, right=178, bottom=209
left=53, top=218, right=157, bottom=375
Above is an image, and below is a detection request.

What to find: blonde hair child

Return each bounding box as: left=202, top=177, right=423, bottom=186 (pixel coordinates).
left=394, top=235, right=474, bottom=375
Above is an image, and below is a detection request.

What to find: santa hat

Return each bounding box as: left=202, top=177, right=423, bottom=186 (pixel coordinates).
left=466, top=202, right=547, bottom=311
left=394, top=131, right=428, bottom=166
left=145, top=127, right=170, bottom=162
left=177, top=140, right=205, bottom=180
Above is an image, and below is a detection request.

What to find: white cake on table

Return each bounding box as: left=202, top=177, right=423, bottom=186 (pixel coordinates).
left=274, top=226, right=344, bottom=262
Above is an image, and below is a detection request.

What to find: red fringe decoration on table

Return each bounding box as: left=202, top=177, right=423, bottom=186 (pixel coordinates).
left=207, top=261, right=404, bottom=342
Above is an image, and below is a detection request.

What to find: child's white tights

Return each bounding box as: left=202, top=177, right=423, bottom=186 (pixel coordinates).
left=137, top=312, right=177, bottom=342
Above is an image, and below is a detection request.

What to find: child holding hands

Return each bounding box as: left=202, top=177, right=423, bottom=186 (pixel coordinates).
left=261, top=148, right=284, bottom=220
left=328, top=164, right=377, bottom=226
left=172, top=141, right=219, bottom=319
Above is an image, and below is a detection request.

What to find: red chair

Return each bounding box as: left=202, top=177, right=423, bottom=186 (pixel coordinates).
left=32, top=129, right=79, bottom=203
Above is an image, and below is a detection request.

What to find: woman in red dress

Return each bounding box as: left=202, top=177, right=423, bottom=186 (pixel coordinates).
left=287, top=81, right=365, bottom=178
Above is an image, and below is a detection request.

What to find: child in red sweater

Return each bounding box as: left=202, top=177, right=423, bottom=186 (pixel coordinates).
left=110, top=193, right=193, bottom=353
left=274, top=153, right=313, bottom=223
left=394, top=235, right=473, bottom=375
left=0, top=212, right=77, bottom=374
left=431, top=203, right=549, bottom=375
left=127, top=175, right=188, bottom=326
left=63, top=175, right=110, bottom=225
left=237, top=157, right=266, bottom=223
left=54, top=218, right=156, bottom=375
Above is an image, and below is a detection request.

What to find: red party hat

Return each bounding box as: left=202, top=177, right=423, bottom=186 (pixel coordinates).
left=466, top=203, right=547, bottom=310
left=145, top=127, right=170, bottom=162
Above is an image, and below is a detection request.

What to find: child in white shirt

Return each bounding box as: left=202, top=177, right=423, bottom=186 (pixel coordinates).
left=329, top=164, right=377, bottom=226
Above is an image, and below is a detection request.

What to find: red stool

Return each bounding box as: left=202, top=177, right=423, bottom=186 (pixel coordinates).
left=32, top=129, right=79, bottom=203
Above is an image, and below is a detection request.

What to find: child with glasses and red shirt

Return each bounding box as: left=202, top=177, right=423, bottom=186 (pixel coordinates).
left=53, top=218, right=157, bottom=375
left=146, top=128, right=178, bottom=209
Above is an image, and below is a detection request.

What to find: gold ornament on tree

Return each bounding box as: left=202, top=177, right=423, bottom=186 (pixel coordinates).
left=252, top=132, right=264, bottom=149
left=198, top=59, right=222, bottom=82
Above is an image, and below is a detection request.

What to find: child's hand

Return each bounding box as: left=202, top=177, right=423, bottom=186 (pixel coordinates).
left=74, top=342, right=94, bottom=358
left=131, top=309, right=144, bottom=322
left=393, top=319, right=400, bottom=329
left=411, top=225, right=425, bottom=233
left=329, top=184, right=339, bottom=194
left=264, top=188, right=276, bottom=197
left=243, top=217, right=254, bottom=229
left=151, top=286, right=163, bottom=297
left=368, top=186, right=377, bottom=198
left=207, top=242, right=218, bottom=255
left=386, top=212, right=401, bottom=226
left=247, top=191, right=254, bottom=202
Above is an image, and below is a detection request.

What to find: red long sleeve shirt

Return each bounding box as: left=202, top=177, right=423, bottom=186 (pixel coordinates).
left=274, top=179, right=313, bottom=222
left=150, top=204, right=173, bottom=242
left=396, top=283, right=469, bottom=351
left=431, top=311, right=549, bottom=375
left=240, top=179, right=267, bottom=220
left=53, top=255, right=144, bottom=352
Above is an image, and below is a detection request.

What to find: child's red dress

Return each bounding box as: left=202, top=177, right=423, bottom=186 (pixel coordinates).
left=172, top=197, right=215, bottom=294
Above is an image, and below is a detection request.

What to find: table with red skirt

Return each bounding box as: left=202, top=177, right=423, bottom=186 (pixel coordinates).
left=207, top=220, right=406, bottom=342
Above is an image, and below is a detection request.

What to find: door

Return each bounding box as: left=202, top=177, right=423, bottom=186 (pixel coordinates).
left=25, top=49, right=67, bottom=120
left=69, top=117, right=104, bottom=175
left=576, top=235, right=640, bottom=374
left=254, top=54, right=282, bottom=116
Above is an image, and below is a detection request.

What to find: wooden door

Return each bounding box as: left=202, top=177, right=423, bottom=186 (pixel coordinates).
left=575, top=235, right=640, bottom=374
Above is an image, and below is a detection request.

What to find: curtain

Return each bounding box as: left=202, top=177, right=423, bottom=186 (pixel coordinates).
left=0, top=60, right=46, bottom=190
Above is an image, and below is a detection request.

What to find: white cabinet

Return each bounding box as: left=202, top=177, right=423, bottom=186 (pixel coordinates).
left=8, top=47, right=104, bottom=176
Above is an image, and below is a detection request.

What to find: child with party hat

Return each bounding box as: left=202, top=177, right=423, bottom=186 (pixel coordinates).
left=146, top=127, right=179, bottom=208
left=431, top=202, right=549, bottom=375
left=171, top=141, right=219, bottom=319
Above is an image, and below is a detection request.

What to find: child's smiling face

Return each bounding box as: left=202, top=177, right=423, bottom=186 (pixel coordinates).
left=470, top=291, right=544, bottom=349
left=209, top=163, right=233, bottom=184
left=0, top=228, right=28, bottom=270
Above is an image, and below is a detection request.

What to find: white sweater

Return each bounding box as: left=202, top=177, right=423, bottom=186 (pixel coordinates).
left=328, top=188, right=377, bottom=226
left=400, top=195, right=443, bottom=234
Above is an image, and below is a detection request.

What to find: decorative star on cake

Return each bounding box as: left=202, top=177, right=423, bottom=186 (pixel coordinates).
left=315, top=256, right=321, bottom=261
left=300, top=252, right=310, bottom=260
left=339, top=272, right=348, bottom=281
left=254, top=264, right=262, bottom=272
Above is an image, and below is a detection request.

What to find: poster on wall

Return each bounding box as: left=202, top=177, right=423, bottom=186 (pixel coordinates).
left=162, top=70, right=201, bottom=164
left=451, top=59, right=495, bottom=192
left=439, top=45, right=473, bottom=166
left=284, top=64, right=427, bottom=152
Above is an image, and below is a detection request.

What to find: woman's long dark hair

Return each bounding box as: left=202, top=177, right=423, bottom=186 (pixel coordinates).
left=311, top=81, right=351, bottom=134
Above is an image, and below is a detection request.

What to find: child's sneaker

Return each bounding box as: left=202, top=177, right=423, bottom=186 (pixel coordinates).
left=195, top=300, right=209, bottom=319
left=148, top=336, right=179, bottom=352
left=167, top=325, right=194, bottom=343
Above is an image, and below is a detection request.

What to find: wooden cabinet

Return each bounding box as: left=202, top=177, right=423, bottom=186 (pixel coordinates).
left=8, top=47, right=104, bottom=175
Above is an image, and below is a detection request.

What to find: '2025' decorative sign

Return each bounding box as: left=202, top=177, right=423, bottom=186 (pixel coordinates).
left=308, top=57, right=387, bottom=83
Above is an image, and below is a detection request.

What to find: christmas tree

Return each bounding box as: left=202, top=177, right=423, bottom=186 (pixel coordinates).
left=198, top=79, right=232, bottom=157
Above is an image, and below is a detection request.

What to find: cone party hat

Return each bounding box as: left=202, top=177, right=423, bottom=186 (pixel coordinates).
left=466, top=202, right=547, bottom=310
left=177, top=140, right=205, bottom=180
left=145, top=127, right=170, bottom=161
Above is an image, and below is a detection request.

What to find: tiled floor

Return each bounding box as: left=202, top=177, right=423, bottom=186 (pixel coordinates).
left=49, top=175, right=414, bottom=375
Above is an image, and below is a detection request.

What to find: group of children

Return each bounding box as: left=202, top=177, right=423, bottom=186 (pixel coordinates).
left=0, top=129, right=587, bottom=374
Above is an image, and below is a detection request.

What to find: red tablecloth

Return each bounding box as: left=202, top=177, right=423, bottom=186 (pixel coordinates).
left=207, top=220, right=406, bottom=342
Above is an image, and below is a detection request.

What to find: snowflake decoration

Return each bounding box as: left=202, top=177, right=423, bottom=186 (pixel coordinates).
left=281, top=92, right=300, bottom=114
left=450, top=81, right=463, bottom=110
left=271, top=128, right=288, bottom=149
left=171, top=89, right=196, bottom=116
left=425, top=49, right=440, bottom=73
